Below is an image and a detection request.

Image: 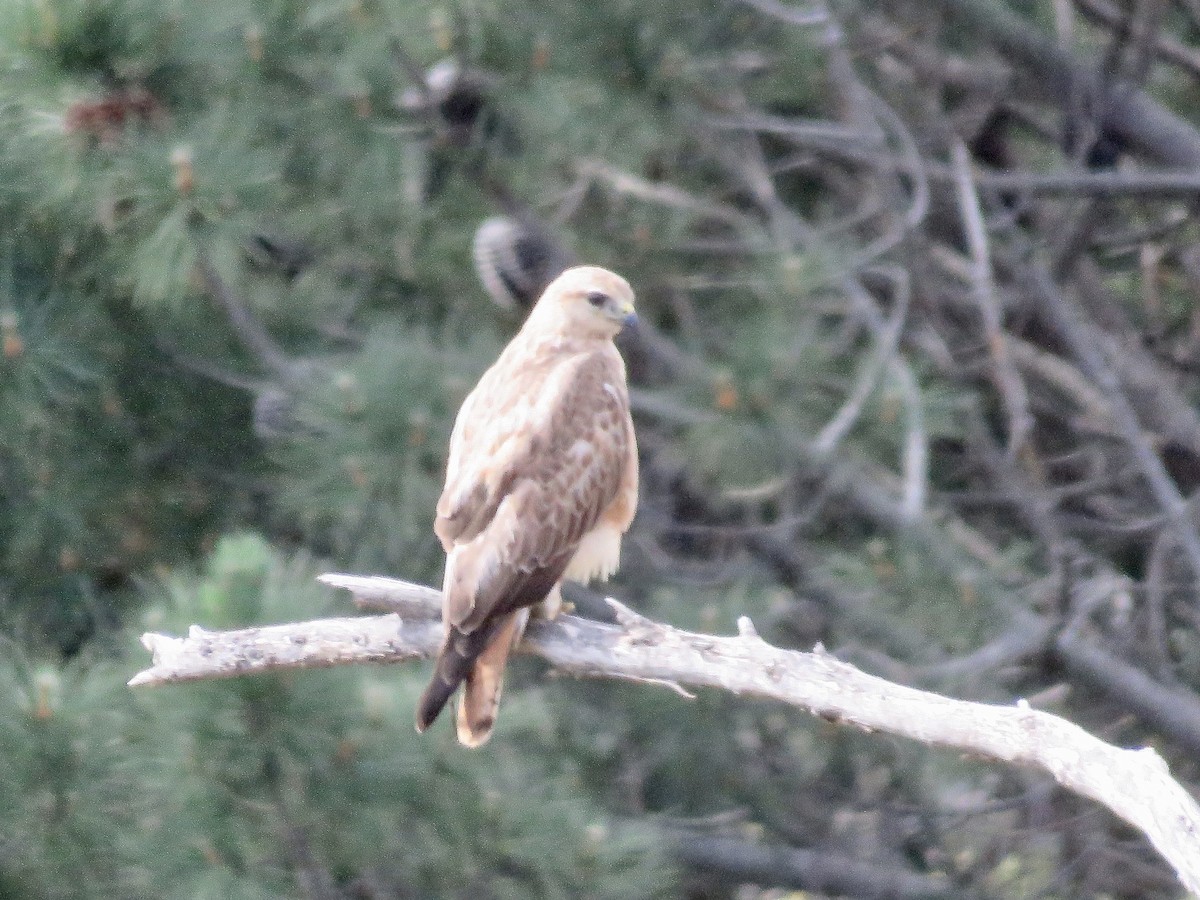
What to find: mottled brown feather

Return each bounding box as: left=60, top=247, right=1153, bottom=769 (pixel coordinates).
left=416, top=266, right=638, bottom=744
left=440, top=349, right=631, bottom=631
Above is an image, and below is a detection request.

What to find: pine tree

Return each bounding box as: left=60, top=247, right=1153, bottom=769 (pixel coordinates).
left=0, top=0, right=693, bottom=893
left=7, top=0, right=1200, bottom=896
left=0, top=535, right=672, bottom=897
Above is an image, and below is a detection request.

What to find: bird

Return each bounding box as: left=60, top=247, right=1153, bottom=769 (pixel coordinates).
left=397, top=57, right=498, bottom=148
left=416, top=265, right=640, bottom=746
left=470, top=211, right=676, bottom=385
left=472, top=215, right=572, bottom=311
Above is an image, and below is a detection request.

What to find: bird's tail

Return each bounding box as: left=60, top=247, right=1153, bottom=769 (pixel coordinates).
left=456, top=609, right=528, bottom=747
left=417, top=549, right=565, bottom=743
left=416, top=611, right=521, bottom=735
left=415, top=624, right=491, bottom=734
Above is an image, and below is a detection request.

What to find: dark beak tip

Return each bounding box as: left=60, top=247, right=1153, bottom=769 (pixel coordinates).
left=622, top=312, right=639, bottom=330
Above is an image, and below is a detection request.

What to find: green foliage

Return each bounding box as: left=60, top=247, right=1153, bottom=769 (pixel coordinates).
left=0, top=237, right=254, bottom=641
left=0, top=0, right=1130, bottom=895
left=0, top=536, right=672, bottom=898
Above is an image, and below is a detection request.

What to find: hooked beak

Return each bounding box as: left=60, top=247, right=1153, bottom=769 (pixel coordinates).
left=619, top=302, right=638, bottom=330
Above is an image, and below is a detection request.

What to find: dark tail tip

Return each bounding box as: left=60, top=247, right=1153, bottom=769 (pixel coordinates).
left=415, top=673, right=460, bottom=733
left=415, top=624, right=496, bottom=734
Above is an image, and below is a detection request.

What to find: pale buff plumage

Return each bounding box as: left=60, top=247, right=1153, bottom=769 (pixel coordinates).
left=415, top=265, right=639, bottom=746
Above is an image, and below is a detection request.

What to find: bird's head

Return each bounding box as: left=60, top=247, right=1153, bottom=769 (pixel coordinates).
left=530, top=265, right=636, bottom=339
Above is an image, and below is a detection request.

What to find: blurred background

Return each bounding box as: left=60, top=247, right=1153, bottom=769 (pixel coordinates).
left=4, top=0, right=1200, bottom=896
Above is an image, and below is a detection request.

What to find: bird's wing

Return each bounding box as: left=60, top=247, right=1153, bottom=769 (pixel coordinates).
left=436, top=345, right=633, bottom=632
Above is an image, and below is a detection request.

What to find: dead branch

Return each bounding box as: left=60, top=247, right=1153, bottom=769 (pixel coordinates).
left=1073, top=0, right=1200, bottom=80
left=949, top=139, right=1032, bottom=455
left=962, top=168, right=1200, bottom=197
left=129, top=573, right=1200, bottom=895
left=127, top=611, right=440, bottom=685
left=1018, top=261, right=1200, bottom=580
left=667, top=830, right=972, bottom=899
left=194, top=243, right=297, bottom=383
left=893, top=0, right=1200, bottom=168
left=811, top=267, right=909, bottom=456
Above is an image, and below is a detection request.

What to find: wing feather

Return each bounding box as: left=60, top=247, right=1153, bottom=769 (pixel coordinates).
left=436, top=344, right=632, bottom=632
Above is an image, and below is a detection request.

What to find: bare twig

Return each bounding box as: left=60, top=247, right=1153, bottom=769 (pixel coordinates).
left=387, top=38, right=435, bottom=107
left=887, top=0, right=1200, bottom=168
left=575, top=158, right=759, bottom=234
left=667, top=831, right=970, bottom=899
left=1019, top=262, right=1200, bottom=581
left=194, top=245, right=297, bottom=383
left=856, top=88, right=931, bottom=257
left=892, top=355, right=929, bottom=519
left=1144, top=528, right=1178, bottom=681
left=1074, top=0, right=1200, bottom=78
left=812, top=269, right=909, bottom=455
left=1006, top=336, right=1114, bottom=425
left=129, top=573, right=1200, bottom=895
left=1074, top=259, right=1200, bottom=457
left=950, top=139, right=1032, bottom=454
left=956, top=167, right=1200, bottom=196
left=733, top=0, right=828, bottom=28
left=703, top=112, right=873, bottom=149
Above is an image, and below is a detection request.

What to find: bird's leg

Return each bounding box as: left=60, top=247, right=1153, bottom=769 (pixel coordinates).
left=535, top=584, right=564, bottom=620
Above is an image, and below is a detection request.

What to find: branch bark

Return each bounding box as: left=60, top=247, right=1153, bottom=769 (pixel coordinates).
left=889, top=0, right=1200, bottom=168
left=667, top=831, right=971, bottom=899
left=128, top=573, right=1200, bottom=894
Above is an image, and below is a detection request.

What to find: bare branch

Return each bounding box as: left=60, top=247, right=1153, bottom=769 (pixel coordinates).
left=668, top=831, right=971, bottom=899
left=812, top=269, right=909, bottom=456
left=1018, top=262, right=1200, bottom=580
left=733, top=0, right=829, bottom=28
left=888, top=0, right=1200, bottom=168
left=1073, top=0, right=1200, bottom=80
left=949, top=139, right=1032, bottom=454
left=1055, top=626, right=1200, bottom=753
left=953, top=167, right=1200, bottom=197
left=129, top=573, right=1200, bottom=895
left=127, top=613, right=437, bottom=686
left=194, top=244, right=297, bottom=383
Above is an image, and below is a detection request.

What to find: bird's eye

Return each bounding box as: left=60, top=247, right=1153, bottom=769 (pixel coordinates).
left=586, top=291, right=608, bottom=308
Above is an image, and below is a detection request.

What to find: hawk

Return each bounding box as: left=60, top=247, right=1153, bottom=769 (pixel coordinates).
left=416, top=266, right=640, bottom=746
